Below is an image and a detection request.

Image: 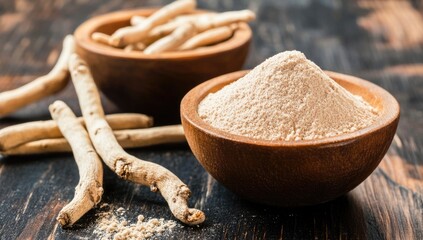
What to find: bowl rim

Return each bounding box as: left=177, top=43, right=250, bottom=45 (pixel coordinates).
left=74, top=8, right=252, bottom=60
left=181, top=70, right=400, bottom=148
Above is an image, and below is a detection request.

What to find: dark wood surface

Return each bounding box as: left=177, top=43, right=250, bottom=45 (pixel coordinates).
left=0, top=0, right=422, bottom=239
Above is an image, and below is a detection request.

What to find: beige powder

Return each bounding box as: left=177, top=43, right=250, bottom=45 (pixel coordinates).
left=198, top=50, right=379, bottom=141
left=93, top=203, right=177, bottom=240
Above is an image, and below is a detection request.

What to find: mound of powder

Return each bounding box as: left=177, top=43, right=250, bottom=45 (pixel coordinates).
left=93, top=204, right=177, bottom=240
left=198, top=50, right=379, bottom=141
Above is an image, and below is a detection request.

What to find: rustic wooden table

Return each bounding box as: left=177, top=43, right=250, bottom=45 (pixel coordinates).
left=0, top=0, right=422, bottom=239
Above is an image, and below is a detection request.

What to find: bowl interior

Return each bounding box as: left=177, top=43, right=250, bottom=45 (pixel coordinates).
left=183, top=70, right=400, bottom=147
left=75, top=8, right=252, bottom=60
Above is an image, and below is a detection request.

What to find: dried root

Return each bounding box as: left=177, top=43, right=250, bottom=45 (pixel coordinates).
left=2, top=125, right=185, bottom=155
left=91, top=32, right=112, bottom=46
left=145, top=13, right=214, bottom=41
left=109, top=0, right=196, bottom=47
left=179, top=25, right=234, bottom=50
left=173, top=12, right=216, bottom=23
left=0, top=113, right=152, bottom=151
left=131, top=13, right=217, bottom=47
left=123, top=42, right=147, bottom=52
left=194, top=10, right=255, bottom=32
left=92, top=3, right=254, bottom=53
left=130, top=15, right=146, bottom=26
left=144, top=23, right=197, bottom=54
left=69, top=54, right=205, bottom=225
left=144, top=10, right=253, bottom=53
left=114, top=125, right=185, bottom=148
left=50, top=100, right=103, bottom=227
left=0, top=35, right=75, bottom=117
left=145, top=21, right=184, bottom=43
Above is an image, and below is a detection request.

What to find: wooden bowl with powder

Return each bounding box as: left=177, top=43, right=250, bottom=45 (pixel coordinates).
left=74, top=8, right=252, bottom=124
left=181, top=70, right=400, bottom=207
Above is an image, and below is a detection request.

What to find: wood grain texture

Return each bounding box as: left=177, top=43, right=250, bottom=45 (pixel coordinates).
left=0, top=0, right=422, bottom=239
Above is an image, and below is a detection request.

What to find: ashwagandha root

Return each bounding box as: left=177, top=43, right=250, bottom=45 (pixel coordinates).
left=144, top=23, right=197, bottom=54
left=129, top=13, right=217, bottom=47
left=93, top=7, right=254, bottom=53
left=49, top=100, right=103, bottom=227
left=124, top=42, right=147, bottom=52
left=115, top=125, right=185, bottom=148
left=143, top=13, right=214, bottom=43
left=144, top=21, right=184, bottom=44
left=173, top=12, right=216, bottom=23
left=69, top=54, right=205, bottom=225
left=0, top=35, right=75, bottom=117
left=195, top=10, right=255, bottom=32
left=0, top=113, right=153, bottom=151
left=2, top=125, right=186, bottom=155
left=179, top=25, right=234, bottom=51
left=127, top=20, right=191, bottom=48
left=130, top=15, right=146, bottom=26
left=91, top=32, right=112, bottom=46
left=109, top=0, right=196, bottom=47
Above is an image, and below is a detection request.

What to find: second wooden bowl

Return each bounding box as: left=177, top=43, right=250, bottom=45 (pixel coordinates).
left=181, top=70, right=400, bottom=206
left=74, top=8, right=252, bottom=124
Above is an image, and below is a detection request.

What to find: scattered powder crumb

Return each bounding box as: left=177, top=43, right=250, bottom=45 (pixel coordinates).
left=198, top=50, right=379, bottom=141
left=93, top=203, right=177, bottom=240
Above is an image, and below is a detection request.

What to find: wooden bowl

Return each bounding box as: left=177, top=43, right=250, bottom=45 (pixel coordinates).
left=74, top=8, right=252, bottom=124
left=181, top=70, right=400, bottom=206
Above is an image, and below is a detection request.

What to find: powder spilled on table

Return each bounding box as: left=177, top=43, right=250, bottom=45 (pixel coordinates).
left=93, top=203, right=177, bottom=240
left=198, top=50, right=379, bottom=141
